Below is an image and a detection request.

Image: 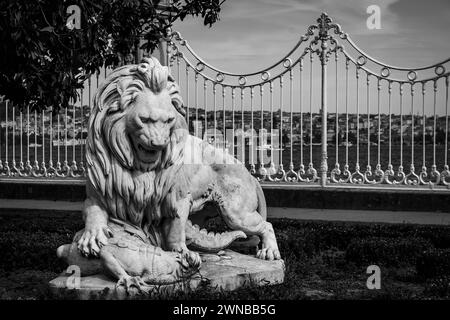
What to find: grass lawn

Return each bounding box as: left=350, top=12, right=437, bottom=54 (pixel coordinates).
left=0, top=210, right=450, bottom=300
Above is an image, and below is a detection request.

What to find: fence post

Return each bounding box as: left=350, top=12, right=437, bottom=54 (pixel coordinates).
left=318, top=13, right=330, bottom=187
left=155, top=0, right=175, bottom=67
left=158, top=35, right=169, bottom=66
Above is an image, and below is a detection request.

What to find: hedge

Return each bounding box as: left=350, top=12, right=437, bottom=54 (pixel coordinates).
left=345, top=236, right=433, bottom=267
left=417, top=249, right=450, bottom=279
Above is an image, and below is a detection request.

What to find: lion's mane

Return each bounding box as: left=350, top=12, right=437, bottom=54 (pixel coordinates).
left=86, top=57, right=190, bottom=245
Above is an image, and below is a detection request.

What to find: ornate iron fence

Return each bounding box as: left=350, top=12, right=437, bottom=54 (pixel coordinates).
left=0, top=68, right=113, bottom=178
left=0, top=13, right=449, bottom=189
left=167, top=13, right=450, bottom=188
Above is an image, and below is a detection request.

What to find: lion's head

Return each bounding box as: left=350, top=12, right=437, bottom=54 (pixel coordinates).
left=86, top=57, right=188, bottom=228
left=88, top=57, right=187, bottom=173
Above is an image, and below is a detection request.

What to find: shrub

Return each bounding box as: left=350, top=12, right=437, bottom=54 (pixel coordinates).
left=0, top=0, right=224, bottom=112
left=0, top=211, right=83, bottom=234
left=345, top=236, right=433, bottom=267
left=272, top=220, right=450, bottom=251
left=0, top=231, right=73, bottom=272
left=416, top=249, right=450, bottom=279
left=424, top=276, right=450, bottom=298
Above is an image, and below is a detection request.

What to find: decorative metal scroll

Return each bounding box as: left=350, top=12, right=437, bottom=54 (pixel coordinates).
left=166, top=12, right=450, bottom=188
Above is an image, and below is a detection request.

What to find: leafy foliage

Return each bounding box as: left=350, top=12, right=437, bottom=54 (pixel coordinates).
left=0, top=0, right=224, bottom=112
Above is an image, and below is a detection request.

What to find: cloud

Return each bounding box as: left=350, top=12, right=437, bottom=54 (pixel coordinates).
left=172, top=0, right=449, bottom=72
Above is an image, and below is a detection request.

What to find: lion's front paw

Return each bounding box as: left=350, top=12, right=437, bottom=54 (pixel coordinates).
left=182, top=250, right=202, bottom=269
left=167, top=242, right=201, bottom=269
left=256, top=246, right=281, bottom=261
left=77, top=224, right=112, bottom=257
left=257, top=223, right=281, bottom=261
left=116, top=276, right=146, bottom=295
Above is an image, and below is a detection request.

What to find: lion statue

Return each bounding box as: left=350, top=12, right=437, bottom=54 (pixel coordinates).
left=77, top=56, right=281, bottom=264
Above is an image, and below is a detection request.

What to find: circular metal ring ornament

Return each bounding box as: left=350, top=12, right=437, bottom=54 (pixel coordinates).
left=195, top=62, right=205, bottom=72
left=283, top=58, right=292, bottom=68
left=215, top=73, right=224, bottom=83
left=238, top=76, right=247, bottom=86
left=435, top=65, right=445, bottom=76
left=356, top=56, right=367, bottom=66
left=381, top=67, right=390, bottom=78
left=407, top=71, right=417, bottom=81
left=261, top=71, right=270, bottom=81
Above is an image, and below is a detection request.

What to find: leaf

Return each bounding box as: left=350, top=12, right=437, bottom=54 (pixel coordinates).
left=0, top=0, right=224, bottom=112
left=40, top=26, right=54, bottom=33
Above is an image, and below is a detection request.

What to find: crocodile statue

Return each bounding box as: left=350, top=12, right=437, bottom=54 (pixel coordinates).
left=57, top=218, right=201, bottom=292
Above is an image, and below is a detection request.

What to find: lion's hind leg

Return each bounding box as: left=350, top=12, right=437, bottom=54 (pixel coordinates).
left=208, top=175, right=280, bottom=260
left=221, top=208, right=281, bottom=261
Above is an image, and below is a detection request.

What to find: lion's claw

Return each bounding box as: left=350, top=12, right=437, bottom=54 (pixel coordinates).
left=256, top=247, right=281, bottom=261
left=170, top=243, right=202, bottom=270
left=182, top=250, right=202, bottom=269
left=115, top=276, right=146, bottom=294
left=77, top=225, right=110, bottom=257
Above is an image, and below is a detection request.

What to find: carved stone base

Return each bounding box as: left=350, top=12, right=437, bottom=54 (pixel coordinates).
left=49, top=250, right=285, bottom=299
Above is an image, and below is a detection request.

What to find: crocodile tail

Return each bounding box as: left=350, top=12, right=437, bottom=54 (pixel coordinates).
left=185, top=220, right=246, bottom=252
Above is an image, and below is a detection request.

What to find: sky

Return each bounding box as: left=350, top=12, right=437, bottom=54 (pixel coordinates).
left=169, top=0, right=450, bottom=116
left=81, top=0, right=450, bottom=116
left=173, top=0, right=450, bottom=73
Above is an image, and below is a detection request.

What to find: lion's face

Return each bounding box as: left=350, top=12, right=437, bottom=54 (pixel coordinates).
left=125, top=88, right=178, bottom=170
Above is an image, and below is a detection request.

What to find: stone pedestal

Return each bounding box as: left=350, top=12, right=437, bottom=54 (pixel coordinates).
left=49, top=250, right=285, bottom=299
